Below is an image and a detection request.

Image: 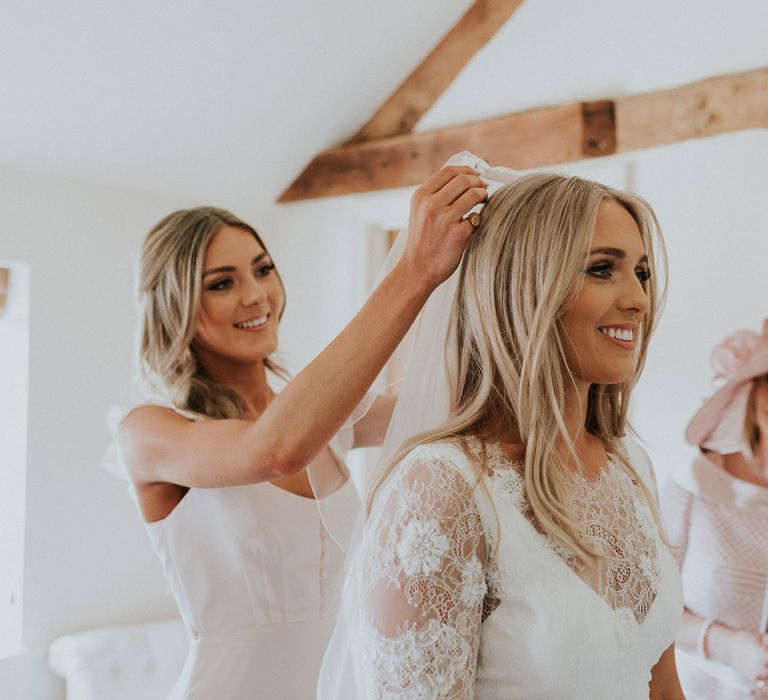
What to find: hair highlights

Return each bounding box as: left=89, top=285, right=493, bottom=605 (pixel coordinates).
left=368, top=173, right=667, bottom=563
left=137, top=206, right=287, bottom=419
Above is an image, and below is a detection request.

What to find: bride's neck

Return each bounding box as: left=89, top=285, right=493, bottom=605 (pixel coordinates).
left=488, top=383, right=602, bottom=471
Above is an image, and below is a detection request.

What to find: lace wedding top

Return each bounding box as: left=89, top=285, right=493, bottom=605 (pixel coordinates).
left=318, top=437, right=682, bottom=699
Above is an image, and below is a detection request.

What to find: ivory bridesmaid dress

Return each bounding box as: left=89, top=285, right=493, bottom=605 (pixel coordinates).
left=133, top=403, right=358, bottom=700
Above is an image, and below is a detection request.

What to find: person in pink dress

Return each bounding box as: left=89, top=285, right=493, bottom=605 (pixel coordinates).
left=661, top=320, right=768, bottom=699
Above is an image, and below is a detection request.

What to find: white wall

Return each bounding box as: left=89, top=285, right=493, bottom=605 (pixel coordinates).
left=0, top=260, right=29, bottom=659
left=0, top=170, right=182, bottom=645
left=0, top=169, right=187, bottom=693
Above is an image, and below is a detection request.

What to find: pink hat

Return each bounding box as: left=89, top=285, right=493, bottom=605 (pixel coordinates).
left=685, top=319, right=768, bottom=452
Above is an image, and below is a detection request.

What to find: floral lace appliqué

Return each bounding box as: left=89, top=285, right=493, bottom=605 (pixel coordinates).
left=570, top=466, right=661, bottom=624
left=361, top=444, right=489, bottom=698
left=459, top=556, right=487, bottom=607
left=397, top=520, right=451, bottom=577
left=363, top=617, right=476, bottom=699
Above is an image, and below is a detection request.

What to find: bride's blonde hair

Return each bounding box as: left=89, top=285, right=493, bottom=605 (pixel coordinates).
left=368, top=173, right=667, bottom=563
left=138, top=206, right=287, bottom=419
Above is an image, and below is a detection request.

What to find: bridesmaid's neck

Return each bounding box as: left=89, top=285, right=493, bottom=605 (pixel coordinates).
left=198, top=358, right=273, bottom=418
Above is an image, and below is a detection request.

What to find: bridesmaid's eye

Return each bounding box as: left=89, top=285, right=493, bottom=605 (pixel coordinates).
left=208, top=278, right=233, bottom=291
left=255, top=263, right=275, bottom=278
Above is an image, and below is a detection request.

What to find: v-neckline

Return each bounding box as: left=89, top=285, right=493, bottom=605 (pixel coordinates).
left=509, top=501, right=645, bottom=621
left=472, top=438, right=660, bottom=624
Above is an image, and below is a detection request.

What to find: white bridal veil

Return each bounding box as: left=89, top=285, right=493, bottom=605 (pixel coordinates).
left=314, top=151, right=522, bottom=698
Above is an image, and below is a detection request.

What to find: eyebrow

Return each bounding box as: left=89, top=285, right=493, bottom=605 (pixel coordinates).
left=203, top=252, right=268, bottom=278
left=589, top=247, right=648, bottom=263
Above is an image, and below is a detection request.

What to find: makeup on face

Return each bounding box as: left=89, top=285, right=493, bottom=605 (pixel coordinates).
left=560, top=200, right=650, bottom=387
left=193, top=227, right=285, bottom=367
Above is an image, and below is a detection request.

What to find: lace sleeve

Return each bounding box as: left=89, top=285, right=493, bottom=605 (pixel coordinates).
left=360, top=446, right=487, bottom=699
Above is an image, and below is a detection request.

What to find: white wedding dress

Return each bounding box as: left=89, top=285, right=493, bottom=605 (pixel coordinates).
left=318, top=436, right=682, bottom=699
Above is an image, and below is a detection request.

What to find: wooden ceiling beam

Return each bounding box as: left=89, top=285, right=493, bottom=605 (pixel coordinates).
left=617, top=67, right=768, bottom=151
left=279, top=66, right=768, bottom=202
left=346, top=0, right=526, bottom=145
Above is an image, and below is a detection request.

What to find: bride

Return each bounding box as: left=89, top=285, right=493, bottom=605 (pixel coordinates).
left=318, top=159, right=685, bottom=699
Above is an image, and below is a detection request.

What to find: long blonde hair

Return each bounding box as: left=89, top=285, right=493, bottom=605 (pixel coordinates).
left=138, top=206, right=287, bottom=419
left=368, top=173, right=667, bottom=563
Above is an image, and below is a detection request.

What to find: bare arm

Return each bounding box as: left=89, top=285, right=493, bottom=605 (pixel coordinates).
left=120, top=167, right=487, bottom=489
left=649, top=643, right=685, bottom=700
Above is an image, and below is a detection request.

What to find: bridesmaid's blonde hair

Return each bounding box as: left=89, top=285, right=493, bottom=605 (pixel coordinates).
left=368, top=173, right=668, bottom=563
left=138, top=207, right=287, bottom=419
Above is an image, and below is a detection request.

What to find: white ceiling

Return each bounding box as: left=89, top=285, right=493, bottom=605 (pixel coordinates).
left=1, top=0, right=766, bottom=213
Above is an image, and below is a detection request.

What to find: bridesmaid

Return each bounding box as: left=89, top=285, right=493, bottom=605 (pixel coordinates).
left=115, top=166, right=488, bottom=699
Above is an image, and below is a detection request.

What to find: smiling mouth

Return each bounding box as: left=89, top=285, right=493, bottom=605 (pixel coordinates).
left=234, top=314, right=269, bottom=329
left=597, top=325, right=639, bottom=349
left=598, top=326, right=635, bottom=342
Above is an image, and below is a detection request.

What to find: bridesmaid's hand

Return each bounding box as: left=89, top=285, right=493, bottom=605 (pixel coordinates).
left=399, top=165, right=488, bottom=289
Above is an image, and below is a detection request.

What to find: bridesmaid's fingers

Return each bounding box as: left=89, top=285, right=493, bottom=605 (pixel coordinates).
left=449, top=187, right=490, bottom=222
left=449, top=218, right=477, bottom=249
left=432, top=173, right=487, bottom=208
left=418, top=166, right=478, bottom=195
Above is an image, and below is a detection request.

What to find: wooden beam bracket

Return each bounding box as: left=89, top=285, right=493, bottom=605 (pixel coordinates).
left=581, top=100, right=616, bottom=157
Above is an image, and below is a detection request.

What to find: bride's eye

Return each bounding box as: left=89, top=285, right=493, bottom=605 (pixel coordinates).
left=635, top=267, right=651, bottom=283
left=586, top=262, right=613, bottom=279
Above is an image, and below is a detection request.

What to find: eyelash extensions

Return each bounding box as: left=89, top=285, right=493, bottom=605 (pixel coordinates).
left=586, top=261, right=651, bottom=283
left=207, top=263, right=276, bottom=291
left=255, top=263, right=275, bottom=277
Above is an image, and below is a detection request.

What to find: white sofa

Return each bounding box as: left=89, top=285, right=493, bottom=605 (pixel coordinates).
left=48, top=619, right=188, bottom=700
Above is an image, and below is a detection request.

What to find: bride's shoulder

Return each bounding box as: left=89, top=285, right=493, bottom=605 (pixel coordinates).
left=394, top=438, right=479, bottom=486
left=404, top=438, right=468, bottom=461
left=368, top=439, right=487, bottom=522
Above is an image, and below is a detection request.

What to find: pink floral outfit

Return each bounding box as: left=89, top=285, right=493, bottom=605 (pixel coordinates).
left=661, top=451, right=768, bottom=698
